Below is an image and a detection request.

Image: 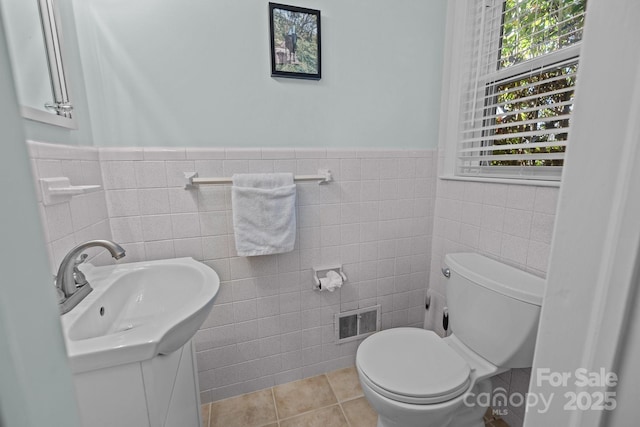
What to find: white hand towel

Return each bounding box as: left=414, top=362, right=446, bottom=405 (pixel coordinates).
left=231, top=173, right=296, bottom=257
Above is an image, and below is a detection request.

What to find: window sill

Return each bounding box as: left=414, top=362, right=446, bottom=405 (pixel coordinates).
left=438, top=175, right=561, bottom=188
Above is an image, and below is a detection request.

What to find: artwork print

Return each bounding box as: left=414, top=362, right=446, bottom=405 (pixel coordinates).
left=269, top=3, right=321, bottom=80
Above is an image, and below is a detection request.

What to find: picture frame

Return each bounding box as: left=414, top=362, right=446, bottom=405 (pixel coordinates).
left=269, top=3, right=321, bottom=80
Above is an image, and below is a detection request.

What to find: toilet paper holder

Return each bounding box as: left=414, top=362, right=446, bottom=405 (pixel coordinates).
left=312, top=265, right=347, bottom=291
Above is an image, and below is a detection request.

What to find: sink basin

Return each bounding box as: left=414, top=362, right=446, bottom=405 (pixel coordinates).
left=61, top=257, right=219, bottom=373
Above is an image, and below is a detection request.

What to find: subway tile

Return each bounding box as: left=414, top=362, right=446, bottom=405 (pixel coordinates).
left=295, top=148, right=326, bottom=158
left=81, top=161, right=103, bottom=186
left=173, top=237, right=203, bottom=260
left=143, top=147, right=186, bottom=160
left=203, top=235, right=230, bottom=260
left=481, top=205, right=505, bottom=232
left=225, top=148, right=261, bottom=159
left=273, top=159, right=297, bottom=173
left=194, top=160, right=224, bottom=178
left=261, top=148, right=295, bottom=159
left=60, top=160, right=85, bottom=185
left=340, top=159, right=361, bottom=181
left=141, top=215, right=173, bottom=241
left=134, top=161, right=167, bottom=188
left=233, top=299, right=258, bottom=323
left=235, top=320, right=259, bottom=344
left=397, top=158, right=416, bottom=178
left=501, top=234, right=529, bottom=265
left=248, top=160, right=274, bottom=173
left=198, top=187, right=226, bottom=211
left=36, top=159, right=63, bottom=179
left=168, top=187, right=199, bottom=213
left=360, top=159, right=380, bottom=180
left=534, top=187, right=559, bottom=214
left=186, top=148, right=225, bottom=160
left=502, top=208, right=532, bottom=239
left=479, top=229, right=503, bottom=256
left=144, top=240, right=175, bottom=260
left=319, top=205, right=341, bottom=226
left=199, top=211, right=228, bottom=236
left=138, top=188, right=171, bottom=215
left=101, top=161, right=136, bottom=189
left=171, top=213, right=201, bottom=239
left=232, top=278, right=258, bottom=302
left=107, top=190, right=140, bottom=217
left=527, top=240, right=551, bottom=272
left=278, top=271, right=301, bottom=294
left=99, top=147, right=144, bottom=161
left=119, top=242, right=145, bottom=263
left=326, top=149, right=357, bottom=159
left=530, top=212, right=555, bottom=244
left=256, top=295, right=280, bottom=318
left=258, top=316, right=281, bottom=338
left=222, top=160, right=249, bottom=176
left=44, top=203, right=74, bottom=241
left=482, top=183, right=509, bottom=206
left=506, top=185, right=536, bottom=211
left=109, top=216, right=143, bottom=244
left=165, top=160, right=195, bottom=187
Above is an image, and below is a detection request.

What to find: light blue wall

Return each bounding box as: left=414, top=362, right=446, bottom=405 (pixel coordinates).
left=0, top=14, right=81, bottom=427
left=73, top=0, right=447, bottom=148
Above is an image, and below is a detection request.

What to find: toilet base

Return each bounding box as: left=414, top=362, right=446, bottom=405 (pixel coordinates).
left=370, top=379, right=492, bottom=427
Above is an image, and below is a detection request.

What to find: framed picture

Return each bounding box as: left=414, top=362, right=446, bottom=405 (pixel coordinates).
left=269, top=3, right=321, bottom=80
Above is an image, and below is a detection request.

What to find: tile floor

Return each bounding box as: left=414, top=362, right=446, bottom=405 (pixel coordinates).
left=201, top=366, right=510, bottom=427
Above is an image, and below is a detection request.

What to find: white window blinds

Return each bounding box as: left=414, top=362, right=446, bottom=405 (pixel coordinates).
left=457, top=0, right=587, bottom=181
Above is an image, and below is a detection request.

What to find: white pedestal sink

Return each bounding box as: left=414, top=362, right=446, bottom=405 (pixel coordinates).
left=61, top=257, right=220, bottom=427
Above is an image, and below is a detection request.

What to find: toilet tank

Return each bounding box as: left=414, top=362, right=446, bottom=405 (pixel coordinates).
left=444, top=253, right=545, bottom=369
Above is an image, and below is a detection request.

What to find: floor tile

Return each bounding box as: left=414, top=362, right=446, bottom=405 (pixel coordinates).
left=280, top=405, right=348, bottom=427
left=209, top=388, right=277, bottom=427
left=201, top=403, right=210, bottom=427
left=326, top=367, right=364, bottom=402
left=273, top=375, right=338, bottom=420
left=341, top=397, right=377, bottom=427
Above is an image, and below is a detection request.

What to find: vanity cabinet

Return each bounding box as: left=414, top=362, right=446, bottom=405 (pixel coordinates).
left=72, top=341, right=202, bottom=427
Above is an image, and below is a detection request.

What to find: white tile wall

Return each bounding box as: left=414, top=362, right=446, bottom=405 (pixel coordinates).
left=28, top=141, right=557, bottom=421
left=428, top=153, right=559, bottom=427
left=426, top=179, right=558, bottom=335
left=98, top=146, right=437, bottom=403
left=28, top=141, right=113, bottom=273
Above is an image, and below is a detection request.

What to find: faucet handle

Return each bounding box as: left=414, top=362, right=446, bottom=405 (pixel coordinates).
left=73, top=253, right=89, bottom=287
left=74, top=253, right=89, bottom=266
left=53, top=275, right=65, bottom=303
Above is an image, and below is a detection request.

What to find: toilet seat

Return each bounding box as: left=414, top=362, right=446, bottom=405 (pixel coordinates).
left=356, top=328, right=471, bottom=405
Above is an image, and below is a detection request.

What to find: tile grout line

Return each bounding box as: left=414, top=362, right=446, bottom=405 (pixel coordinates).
left=277, top=402, right=342, bottom=423
left=270, top=386, right=280, bottom=422
left=204, top=402, right=210, bottom=427
left=324, top=374, right=352, bottom=427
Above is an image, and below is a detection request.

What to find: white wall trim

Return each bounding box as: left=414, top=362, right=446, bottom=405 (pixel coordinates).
left=438, top=174, right=561, bottom=188
left=526, top=1, right=640, bottom=425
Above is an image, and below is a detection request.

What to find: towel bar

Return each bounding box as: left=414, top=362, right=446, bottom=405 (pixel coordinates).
left=184, top=169, right=332, bottom=188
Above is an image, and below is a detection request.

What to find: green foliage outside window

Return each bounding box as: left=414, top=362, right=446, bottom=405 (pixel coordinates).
left=486, top=0, right=586, bottom=167
left=499, top=0, right=587, bottom=68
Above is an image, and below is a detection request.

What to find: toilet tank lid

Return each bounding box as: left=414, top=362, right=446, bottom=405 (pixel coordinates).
left=445, top=253, right=545, bottom=306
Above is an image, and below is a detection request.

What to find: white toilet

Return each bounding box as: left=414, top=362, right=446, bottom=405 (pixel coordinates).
left=356, top=253, right=545, bottom=427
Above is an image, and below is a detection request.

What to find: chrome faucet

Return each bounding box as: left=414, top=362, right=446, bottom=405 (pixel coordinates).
left=56, top=240, right=126, bottom=314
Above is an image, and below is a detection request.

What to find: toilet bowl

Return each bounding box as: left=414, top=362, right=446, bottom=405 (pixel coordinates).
left=356, top=253, right=545, bottom=427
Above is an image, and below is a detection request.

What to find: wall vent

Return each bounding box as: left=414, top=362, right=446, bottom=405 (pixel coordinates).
left=334, top=305, right=381, bottom=343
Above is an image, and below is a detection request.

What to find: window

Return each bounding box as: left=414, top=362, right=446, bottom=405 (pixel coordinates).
left=457, top=0, right=587, bottom=181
